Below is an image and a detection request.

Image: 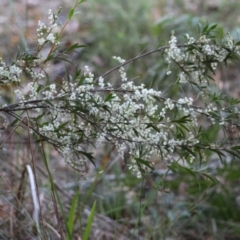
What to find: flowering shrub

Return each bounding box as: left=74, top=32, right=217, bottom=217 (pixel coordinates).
left=1, top=1, right=240, bottom=178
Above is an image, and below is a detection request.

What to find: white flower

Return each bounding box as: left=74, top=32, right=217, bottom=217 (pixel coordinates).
left=46, top=33, right=56, bottom=43
left=38, top=38, right=45, bottom=46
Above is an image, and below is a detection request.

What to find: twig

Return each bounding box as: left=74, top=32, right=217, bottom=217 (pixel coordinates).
left=99, top=46, right=169, bottom=79
left=43, top=221, right=61, bottom=239
left=98, top=44, right=186, bottom=79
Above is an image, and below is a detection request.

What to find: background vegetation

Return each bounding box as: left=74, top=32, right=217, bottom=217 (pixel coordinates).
left=1, top=0, right=240, bottom=239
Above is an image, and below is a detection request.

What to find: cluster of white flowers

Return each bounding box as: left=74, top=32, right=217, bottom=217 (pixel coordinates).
left=38, top=58, right=207, bottom=176
left=159, top=98, right=174, bottom=117
left=176, top=97, right=198, bottom=125
left=30, top=69, right=43, bottom=80
left=178, top=72, right=188, bottom=83
left=165, top=98, right=174, bottom=110
left=165, top=31, right=238, bottom=85
left=185, top=33, right=195, bottom=44
left=113, top=56, right=127, bottom=81
left=42, top=84, right=57, bottom=100
left=113, top=56, right=126, bottom=64
left=84, top=66, right=94, bottom=84
left=8, top=58, right=167, bottom=176
left=226, top=33, right=234, bottom=50
left=28, top=82, right=39, bottom=100
left=166, top=31, right=185, bottom=66
left=11, top=45, right=233, bottom=177
left=14, top=89, right=25, bottom=102
left=37, top=9, right=59, bottom=46
left=202, top=44, right=214, bottom=56
left=178, top=97, right=193, bottom=106
left=0, top=60, right=22, bottom=84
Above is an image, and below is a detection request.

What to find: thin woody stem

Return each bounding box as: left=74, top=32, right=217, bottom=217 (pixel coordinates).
left=99, top=44, right=186, bottom=79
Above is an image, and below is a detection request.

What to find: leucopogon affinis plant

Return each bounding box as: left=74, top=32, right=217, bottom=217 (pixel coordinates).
left=1, top=0, right=240, bottom=178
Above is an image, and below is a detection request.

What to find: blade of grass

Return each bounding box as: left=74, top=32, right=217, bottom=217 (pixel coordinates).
left=67, top=191, right=79, bottom=240
left=83, top=201, right=96, bottom=240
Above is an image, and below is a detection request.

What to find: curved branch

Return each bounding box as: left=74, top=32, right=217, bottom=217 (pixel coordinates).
left=99, top=46, right=168, bottom=79
left=98, top=44, right=186, bottom=79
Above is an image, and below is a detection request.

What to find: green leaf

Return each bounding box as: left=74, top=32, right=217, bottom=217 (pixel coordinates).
left=145, top=123, right=159, bottom=131
left=59, top=121, right=70, bottom=129
left=133, top=127, right=139, bottom=137
left=106, top=128, right=118, bottom=132
left=36, top=84, right=42, bottom=93
left=172, top=115, right=191, bottom=123
left=134, top=158, right=154, bottom=170
left=201, top=172, right=219, bottom=183
left=101, top=105, right=112, bottom=115
left=72, top=68, right=81, bottom=81
left=202, top=24, right=209, bottom=34
left=181, top=146, right=197, bottom=157
left=67, top=191, right=79, bottom=240
left=44, top=100, right=54, bottom=107
left=169, top=162, right=197, bottom=178
left=77, top=75, right=85, bottom=86
left=66, top=43, right=87, bottom=52
left=83, top=201, right=96, bottom=240
left=68, top=9, right=74, bottom=20
left=53, top=57, right=75, bottom=64
left=208, top=24, right=218, bottom=32
left=43, top=54, right=55, bottom=63
left=104, top=93, right=114, bottom=102
left=78, top=151, right=95, bottom=166
left=177, top=122, right=189, bottom=132
left=209, top=148, right=225, bottom=163
left=231, top=145, right=240, bottom=151
left=224, top=149, right=240, bottom=159
left=34, top=111, right=46, bottom=121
